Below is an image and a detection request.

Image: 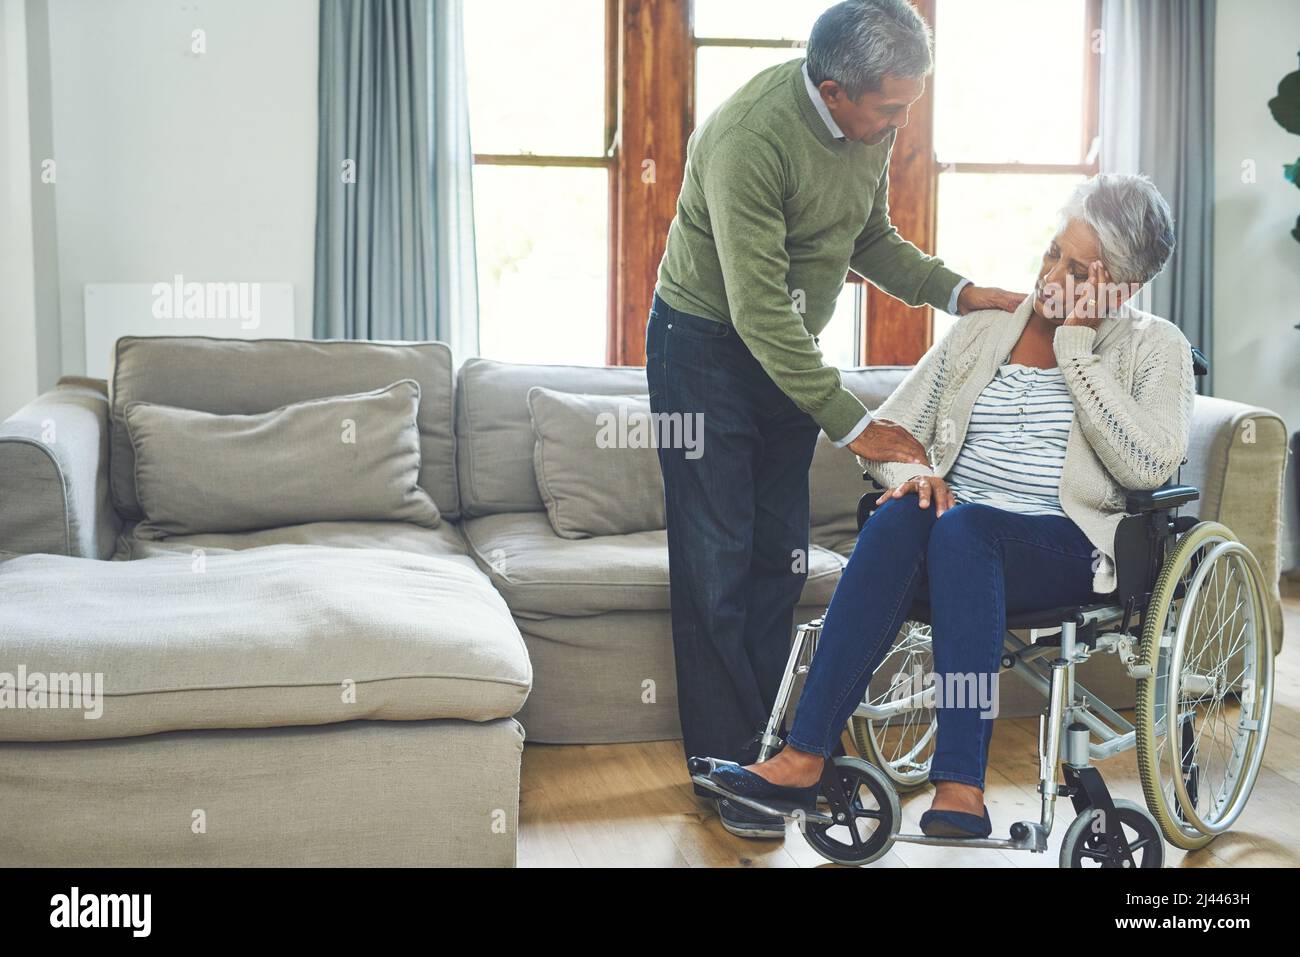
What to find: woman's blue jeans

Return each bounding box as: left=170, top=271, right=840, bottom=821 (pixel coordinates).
left=785, top=495, right=1101, bottom=790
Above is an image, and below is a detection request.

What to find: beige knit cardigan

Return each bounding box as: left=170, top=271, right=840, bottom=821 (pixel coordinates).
left=859, top=295, right=1196, bottom=594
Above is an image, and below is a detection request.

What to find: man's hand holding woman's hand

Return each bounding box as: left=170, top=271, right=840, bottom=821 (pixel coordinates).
left=875, top=475, right=957, bottom=517
left=848, top=419, right=956, bottom=517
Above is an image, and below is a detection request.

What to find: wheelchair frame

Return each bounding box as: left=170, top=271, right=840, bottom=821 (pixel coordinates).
left=693, top=477, right=1274, bottom=866
left=762, top=605, right=1144, bottom=855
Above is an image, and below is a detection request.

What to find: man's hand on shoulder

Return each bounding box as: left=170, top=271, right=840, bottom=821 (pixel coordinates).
left=957, top=284, right=1029, bottom=315
left=847, top=419, right=928, bottom=466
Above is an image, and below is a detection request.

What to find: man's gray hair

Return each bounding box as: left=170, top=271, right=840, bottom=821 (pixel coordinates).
left=805, top=0, right=934, bottom=99
left=1059, top=173, right=1177, bottom=285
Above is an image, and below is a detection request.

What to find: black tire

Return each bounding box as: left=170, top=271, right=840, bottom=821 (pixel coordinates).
left=1060, top=799, right=1165, bottom=868
left=801, top=758, right=900, bottom=866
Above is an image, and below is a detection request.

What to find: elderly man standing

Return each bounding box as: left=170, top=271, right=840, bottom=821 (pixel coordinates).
left=647, top=0, right=1024, bottom=838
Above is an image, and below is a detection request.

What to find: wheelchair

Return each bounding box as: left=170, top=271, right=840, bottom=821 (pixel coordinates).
left=692, top=347, right=1277, bottom=867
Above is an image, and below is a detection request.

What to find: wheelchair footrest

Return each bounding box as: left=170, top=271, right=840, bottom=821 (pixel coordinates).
left=690, top=774, right=834, bottom=826
left=893, top=822, right=1047, bottom=852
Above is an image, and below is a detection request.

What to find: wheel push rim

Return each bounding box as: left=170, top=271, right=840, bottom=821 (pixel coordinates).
left=1170, top=540, right=1268, bottom=832
left=1163, top=539, right=1272, bottom=836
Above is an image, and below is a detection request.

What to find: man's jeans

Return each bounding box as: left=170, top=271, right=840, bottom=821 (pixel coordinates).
left=786, top=494, right=1101, bottom=790
left=646, top=291, right=822, bottom=785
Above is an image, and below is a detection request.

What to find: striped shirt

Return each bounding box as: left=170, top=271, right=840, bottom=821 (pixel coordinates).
left=945, top=363, right=1075, bottom=517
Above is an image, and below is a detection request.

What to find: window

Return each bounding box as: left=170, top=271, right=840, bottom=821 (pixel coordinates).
left=465, top=0, right=614, bottom=366
left=931, top=0, right=1100, bottom=339
left=461, top=1, right=1100, bottom=368
left=692, top=0, right=864, bottom=369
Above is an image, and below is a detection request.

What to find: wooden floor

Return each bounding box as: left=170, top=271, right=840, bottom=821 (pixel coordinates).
left=518, top=578, right=1300, bottom=867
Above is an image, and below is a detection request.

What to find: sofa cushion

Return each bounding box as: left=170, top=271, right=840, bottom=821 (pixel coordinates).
left=109, top=337, right=460, bottom=521
left=0, top=544, right=530, bottom=741
left=461, top=512, right=844, bottom=617
left=457, top=358, right=648, bottom=516
left=125, top=381, right=440, bottom=539
left=113, top=518, right=476, bottom=570
left=528, top=387, right=665, bottom=538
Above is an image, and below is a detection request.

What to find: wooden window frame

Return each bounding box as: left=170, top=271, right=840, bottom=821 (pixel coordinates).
left=613, top=3, right=863, bottom=365
left=872, top=0, right=1102, bottom=364
left=471, top=0, right=621, bottom=363
left=472, top=0, right=1100, bottom=368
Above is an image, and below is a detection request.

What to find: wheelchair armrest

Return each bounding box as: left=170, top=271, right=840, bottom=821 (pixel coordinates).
left=1123, top=484, right=1199, bottom=514
left=857, top=473, right=887, bottom=532
left=858, top=474, right=1200, bottom=532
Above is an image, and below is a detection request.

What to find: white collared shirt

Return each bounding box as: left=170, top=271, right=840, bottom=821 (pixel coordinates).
left=801, top=61, right=847, bottom=140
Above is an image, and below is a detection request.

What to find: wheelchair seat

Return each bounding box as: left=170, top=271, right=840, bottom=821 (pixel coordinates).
left=897, top=597, right=1119, bottom=634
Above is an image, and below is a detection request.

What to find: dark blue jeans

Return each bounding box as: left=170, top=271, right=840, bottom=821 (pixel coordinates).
left=646, top=291, right=822, bottom=781
left=786, top=494, right=1101, bottom=790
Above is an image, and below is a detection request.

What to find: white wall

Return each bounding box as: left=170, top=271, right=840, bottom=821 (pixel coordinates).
left=0, top=0, right=41, bottom=420
left=45, top=0, right=319, bottom=376
left=1214, top=0, right=1300, bottom=570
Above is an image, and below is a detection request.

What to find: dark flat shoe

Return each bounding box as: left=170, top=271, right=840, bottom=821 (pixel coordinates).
left=919, top=807, right=993, bottom=839
left=716, top=799, right=785, bottom=839
left=703, top=762, right=819, bottom=815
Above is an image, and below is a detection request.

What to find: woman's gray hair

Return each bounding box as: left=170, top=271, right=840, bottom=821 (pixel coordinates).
left=1059, top=173, right=1177, bottom=285
left=805, top=0, right=934, bottom=99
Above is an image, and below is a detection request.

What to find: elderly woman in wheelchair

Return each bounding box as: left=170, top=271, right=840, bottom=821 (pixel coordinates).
left=693, top=173, right=1276, bottom=865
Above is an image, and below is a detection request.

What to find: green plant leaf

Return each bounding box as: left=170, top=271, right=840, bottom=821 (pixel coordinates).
left=1293, top=214, right=1300, bottom=244
left=1268, top=67, right=1300, bottom=134
left=1286, top=159, right=1300, bottom=186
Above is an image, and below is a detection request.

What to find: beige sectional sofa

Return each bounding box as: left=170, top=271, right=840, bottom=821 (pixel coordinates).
left=0, top=336, right=1288, bottom=867
left=0, top=338, right=527, bottom=867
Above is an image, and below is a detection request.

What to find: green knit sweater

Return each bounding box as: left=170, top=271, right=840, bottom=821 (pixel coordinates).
left=655, top=57, right=963, bottom=441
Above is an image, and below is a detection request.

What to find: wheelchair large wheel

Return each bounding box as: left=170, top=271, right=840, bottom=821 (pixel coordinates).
left=848, top=620, right=936, bottom=792
left=1135, top=521, right=1275, bottom=850
left=802, top=757, right=900, bottom=866
left=1060, top=799, right=1165, bottom=868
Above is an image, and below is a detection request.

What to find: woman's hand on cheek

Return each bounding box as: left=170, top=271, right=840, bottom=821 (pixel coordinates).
left=1063, top=261, right=1106, bottom=329
left=875, top=475, right=958, bottom=516
left=1064, top=262, right=1139, bottom=328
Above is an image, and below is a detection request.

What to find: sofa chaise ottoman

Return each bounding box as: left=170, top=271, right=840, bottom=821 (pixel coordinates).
left=0, top=338, right=531, bottom=867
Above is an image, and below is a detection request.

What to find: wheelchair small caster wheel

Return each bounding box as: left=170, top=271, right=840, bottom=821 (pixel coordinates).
left=802, top=757, right=900, bottom=867
left=1009, top=822, right=1030, bottom=842
left=1059, top=800, right=1164, bottom=868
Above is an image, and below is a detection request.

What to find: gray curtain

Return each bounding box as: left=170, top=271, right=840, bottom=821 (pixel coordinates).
left=1100, top=0, right=1216, bottom=393
left=314, top=0, right=480, bottom=354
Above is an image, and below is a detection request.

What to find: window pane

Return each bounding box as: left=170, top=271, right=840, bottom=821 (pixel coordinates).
left=693, top=1, right=825, bottom=41
left=933, top=0, right=1087, bottom=165
left=473, top=166, right=608, bottom=365
left=695, top=47, right=803, bottom=125
left=821, top=284, right=861, bottom=370
left=465, top=0, right=606, bottom=156
left=933, top=172, right=1085, bottom=340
